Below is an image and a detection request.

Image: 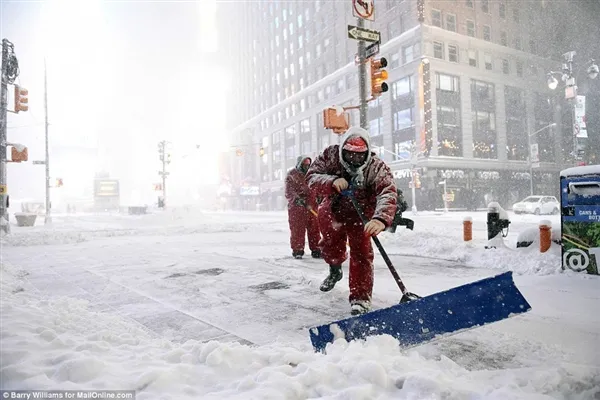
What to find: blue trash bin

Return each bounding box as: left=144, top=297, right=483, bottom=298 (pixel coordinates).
left=560, top=165, right=600, bottom=275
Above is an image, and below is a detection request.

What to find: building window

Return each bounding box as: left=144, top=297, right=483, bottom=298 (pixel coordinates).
left=433, top=41, right=444, bottom=59
left=484, top=53, right=493, bottom=70
left=471, top=80, right=495, bottom=104
left=529, top=40, right=537, bottom=55
left=300, top=118, right=310, bottom=133
left=445, top=14, right=456, bottom=32
left=391, top=51, right=401, bottom=69
left=448, top=45, right=458, bottom=63
left=472, top=110, right=497, bottom=159
left=285, top=124, right=296, bottom=140
left=502, top=59, right=510, bottom=74
left=403, top=45, right=414, bottom=64
left=499, top=2, right=506, bottom=18
left=468, top=49, right=477, bottom=67
left=483, top=25, right=491, bottom=41
left=516, top=61, right=524, bottom=77
left=467, top=20, right=475, bottom=37
left=437, top=105, right=462, bottom=157
left=481, top=0, right=489, bottom=13
left=436, top=73, right=460, bottom=92
left=393, top=108, right=413, bottom=131
left=301, top=140, right=311, bottom=154
left=500, top=31, right=507, bottom=46
left=466, top=0, right=473, bottom=8
left=369, top=117, right=384, bottom=136
left=392, top=76, right=412, bottom=99
left=431, top=10, right=442, bottom=27
left=515, top=38, right=522, bottom=51
left=272, top=130, right=281, bottom=145
left=505, top=86, right=527, bottom=161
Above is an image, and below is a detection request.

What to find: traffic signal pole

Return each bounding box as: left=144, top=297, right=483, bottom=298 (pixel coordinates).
left=357, top=18, right=369, bottom=130
left=158, top=140, right=169, bottom=209
left=44, top=58, right=51, bottom=224
left=0, top=39, right=11, bottom=233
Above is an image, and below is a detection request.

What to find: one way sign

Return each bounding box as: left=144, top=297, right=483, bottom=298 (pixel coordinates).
left=347, top=25, right=380, bottom=43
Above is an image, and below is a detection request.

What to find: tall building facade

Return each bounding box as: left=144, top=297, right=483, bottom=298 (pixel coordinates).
left=218, top=0, right=600, bottom=211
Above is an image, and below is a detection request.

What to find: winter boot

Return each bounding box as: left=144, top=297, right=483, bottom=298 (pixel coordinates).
left=311, top=250, right=322, bottom=259
left=292, top=250, right=304, bottom=259
left=319, top=265, right=343, bottom=292
left=350, top=299, right=371, bottom=316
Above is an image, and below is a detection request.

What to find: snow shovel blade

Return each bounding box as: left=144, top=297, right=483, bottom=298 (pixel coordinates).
left=309, top=271, right=531, bottom=353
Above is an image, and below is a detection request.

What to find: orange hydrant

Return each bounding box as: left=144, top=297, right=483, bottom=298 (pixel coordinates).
left=463, top=216, right=473, bottom=242
left=539, top=220, right=552, bottom=253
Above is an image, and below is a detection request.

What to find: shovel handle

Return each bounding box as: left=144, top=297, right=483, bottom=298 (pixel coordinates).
left=345, top=193, right=409, bottom=295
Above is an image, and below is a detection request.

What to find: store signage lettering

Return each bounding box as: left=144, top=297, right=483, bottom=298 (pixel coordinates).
left=440, top=170, right=465, bottom=179
left=477, top=171, right=500, bottom=180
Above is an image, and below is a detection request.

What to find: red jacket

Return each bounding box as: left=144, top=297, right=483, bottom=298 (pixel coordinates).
left=285, top=156, right=316, bottom=208
left=306, top=129, right=397, bottom=226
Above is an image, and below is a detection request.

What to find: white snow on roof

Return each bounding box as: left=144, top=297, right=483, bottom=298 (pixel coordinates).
left=560, top=164, right=600, bottom=178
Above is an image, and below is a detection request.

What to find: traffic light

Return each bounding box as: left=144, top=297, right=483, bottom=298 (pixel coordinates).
left=56, top=178, right=64, bottom=187
left=14, top=85, right=29, bottom=113
left=370, top=57, right=388, bottom=97
left=235, top=149, right=244, bottom=156
left=413, top=172, right=421, bottom=189
left=259, top=147, right=265, bottom=157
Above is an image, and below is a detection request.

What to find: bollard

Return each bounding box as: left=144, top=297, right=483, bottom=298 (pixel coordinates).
left=539, top=220, right=552, bottom=253
left=463, top=216, right=473, bottom=241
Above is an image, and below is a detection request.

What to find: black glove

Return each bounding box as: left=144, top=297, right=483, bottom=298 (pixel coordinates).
left=295, top=197, right=307, bottom=207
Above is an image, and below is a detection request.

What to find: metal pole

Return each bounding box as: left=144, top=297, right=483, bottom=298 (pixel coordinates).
left=0, top=39, right=10, bottom=233
left=443, top=180, right=448, bottom=213
left=44, top=57, right=51, bottom=224
left=162, top=142, right=167, bottom=209
left=357, top=18, right=368, bottom=129
left=528, top=127, right=533, bottom=196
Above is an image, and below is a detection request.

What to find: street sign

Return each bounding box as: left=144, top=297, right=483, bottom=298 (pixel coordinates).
left=32, top=160, right=46, bottom=165
left=352, top=0, right=375, bottom=21
left=365, top=41, right=379, bottom=58
left=356, top=42, right=380, bottom=62
left=347, top=25, right=380, bottom=43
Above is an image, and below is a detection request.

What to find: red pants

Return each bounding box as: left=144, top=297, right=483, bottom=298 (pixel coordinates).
left=288, top=205, right=320, bottom=252
left=318, top=207, right=374, bottom=302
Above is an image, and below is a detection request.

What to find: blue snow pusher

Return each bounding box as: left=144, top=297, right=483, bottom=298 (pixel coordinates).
left=309, top=271, right=531, bottom=352
left=309, top=189, right=532, bottom=352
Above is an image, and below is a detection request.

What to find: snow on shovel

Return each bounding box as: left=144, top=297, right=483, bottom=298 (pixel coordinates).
left=309, top=190, right=532, bottom=353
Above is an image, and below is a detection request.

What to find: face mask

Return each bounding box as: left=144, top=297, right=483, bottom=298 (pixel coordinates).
left=300, top=160, right=311, bottom=173
left=342, top=150, right=368, bottom=168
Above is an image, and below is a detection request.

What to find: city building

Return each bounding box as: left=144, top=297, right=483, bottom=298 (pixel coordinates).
left=218, top=0, right=600, bottom=211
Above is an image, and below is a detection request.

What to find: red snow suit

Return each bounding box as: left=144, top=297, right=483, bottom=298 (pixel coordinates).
left=285, top=156, right=321, bottom=253
left=306, top=128, right=397, bottom=302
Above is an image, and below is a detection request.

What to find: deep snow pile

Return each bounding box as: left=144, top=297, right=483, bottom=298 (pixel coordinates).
left=1, top=263, right=599, bottom=400
left=377, top=227, right=563, bottom=275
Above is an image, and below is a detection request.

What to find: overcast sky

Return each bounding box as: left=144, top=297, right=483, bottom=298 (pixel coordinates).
left=2, top=0, right=227, bottom=204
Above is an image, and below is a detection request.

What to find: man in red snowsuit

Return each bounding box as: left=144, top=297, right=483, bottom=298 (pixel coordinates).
left=285, top=156, right=322, bottom=259
left=306, top=127, right=397, bottom=315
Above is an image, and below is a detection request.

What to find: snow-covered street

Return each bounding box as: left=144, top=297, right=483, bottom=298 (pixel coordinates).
left=1, top=209, right=599, bottom=399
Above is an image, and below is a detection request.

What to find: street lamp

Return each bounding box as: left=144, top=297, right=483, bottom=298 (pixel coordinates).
left=547, top=51, right=598, bottom=165
left=527, top=122, right=556, bottom=196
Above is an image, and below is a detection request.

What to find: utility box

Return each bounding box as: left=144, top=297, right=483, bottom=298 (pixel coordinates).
left=14, top=212, right=37, bottom=227
left=560, top=165, right=600, bottom=275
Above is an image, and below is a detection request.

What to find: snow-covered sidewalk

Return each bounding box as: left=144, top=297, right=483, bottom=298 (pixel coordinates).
left=1, top=209, right=598, bottom=399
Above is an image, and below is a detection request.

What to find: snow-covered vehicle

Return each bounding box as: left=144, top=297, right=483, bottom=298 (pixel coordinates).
left=512, top=195, right=559, bottom=215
